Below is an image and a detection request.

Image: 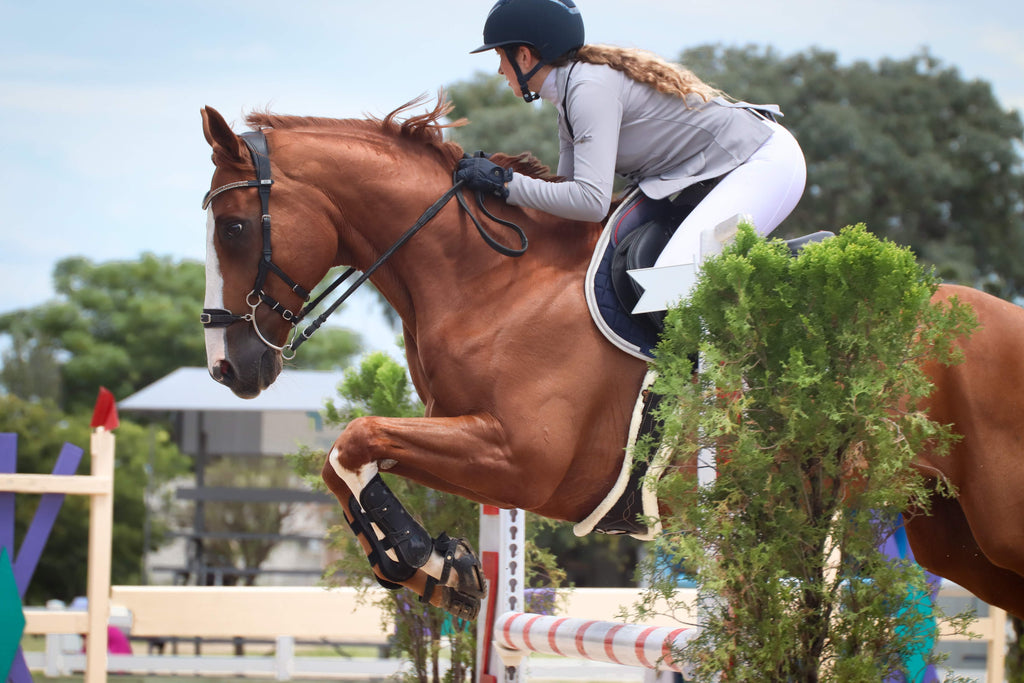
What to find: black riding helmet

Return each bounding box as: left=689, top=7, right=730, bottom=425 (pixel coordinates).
left=471, top=0, right=585, bottom=102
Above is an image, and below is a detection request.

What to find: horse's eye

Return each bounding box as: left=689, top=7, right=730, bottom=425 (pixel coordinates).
left=223, top=222, right=244, bottom=239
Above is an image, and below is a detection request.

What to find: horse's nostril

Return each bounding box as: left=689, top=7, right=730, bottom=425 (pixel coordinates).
left=210, top=360, right=234, bottom=384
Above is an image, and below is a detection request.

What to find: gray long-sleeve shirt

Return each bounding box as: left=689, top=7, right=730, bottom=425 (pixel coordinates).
left=506, top=61, right=776, bottom=222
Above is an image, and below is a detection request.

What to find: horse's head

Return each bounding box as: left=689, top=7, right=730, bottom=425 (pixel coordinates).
left=200, top=106, right=338, bottom=398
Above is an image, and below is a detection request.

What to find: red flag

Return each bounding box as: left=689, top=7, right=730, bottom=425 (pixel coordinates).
left=90, top=387, right=119, bottom=431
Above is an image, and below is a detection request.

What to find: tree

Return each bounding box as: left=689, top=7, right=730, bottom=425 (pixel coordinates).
left=638, top=225, right=975, bottom=682
left=0, top=394, right=188, bottom=604
left=0, top=327, right=62, bottom=404
left=0, top=255, right=206, bottom=412
left=676, top=45, right=1024, bottom=298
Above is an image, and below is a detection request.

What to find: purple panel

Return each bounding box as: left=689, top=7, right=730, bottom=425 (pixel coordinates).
left=14, top=443, right=84, bottom=598
left=8, top=647, right=33, bottom=683
left=0, top=434, right=16, bottom=558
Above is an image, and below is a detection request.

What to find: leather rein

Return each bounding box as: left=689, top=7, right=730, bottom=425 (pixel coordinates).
left=201, top=130, right=528, bottom=358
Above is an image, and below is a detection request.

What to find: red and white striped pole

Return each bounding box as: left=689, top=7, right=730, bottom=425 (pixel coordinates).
left=493, top=612, right=697, bottom=676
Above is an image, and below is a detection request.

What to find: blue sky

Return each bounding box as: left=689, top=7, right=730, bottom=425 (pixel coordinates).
left=1, top=0, right=1022, bottom=354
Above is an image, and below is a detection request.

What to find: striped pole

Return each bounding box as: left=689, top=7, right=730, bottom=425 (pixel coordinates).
left=493, top=612, right=697, bottom=676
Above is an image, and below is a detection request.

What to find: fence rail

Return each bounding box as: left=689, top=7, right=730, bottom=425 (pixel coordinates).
left=23, top=584, right=1007, bottom=682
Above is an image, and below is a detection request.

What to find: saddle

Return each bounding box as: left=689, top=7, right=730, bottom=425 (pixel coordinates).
left=586, top=186, right=835, bottom=360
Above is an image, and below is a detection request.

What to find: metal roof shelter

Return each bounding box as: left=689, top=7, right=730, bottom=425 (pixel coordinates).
left=120, top=366, right=344, bottom=413
left=120, top=367, right=345, bottom=456
left=119, top=367, right=347, bottom=585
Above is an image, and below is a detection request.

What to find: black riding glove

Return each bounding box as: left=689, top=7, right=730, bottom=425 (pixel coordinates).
left=455, top=152, right=513, bottom=199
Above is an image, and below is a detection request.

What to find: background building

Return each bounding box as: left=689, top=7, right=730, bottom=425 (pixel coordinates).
left=120, top=367, right=346, bottom=586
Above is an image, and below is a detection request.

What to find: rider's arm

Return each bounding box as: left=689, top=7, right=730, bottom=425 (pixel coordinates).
left=506, top=72, right=622, bottom=223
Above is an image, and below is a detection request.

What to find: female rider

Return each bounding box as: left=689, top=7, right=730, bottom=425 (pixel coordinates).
left=456, top=0, right=807, bottom=310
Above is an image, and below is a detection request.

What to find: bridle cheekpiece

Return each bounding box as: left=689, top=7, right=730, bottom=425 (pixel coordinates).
left=201, top=131, right=313, bottom=358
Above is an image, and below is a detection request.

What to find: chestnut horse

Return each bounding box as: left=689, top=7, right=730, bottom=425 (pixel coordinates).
left=199, top=97, right=1024, bottom=619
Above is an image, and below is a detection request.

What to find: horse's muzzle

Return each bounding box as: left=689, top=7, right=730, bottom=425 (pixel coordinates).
left=209, top=348, right=282, bottom=399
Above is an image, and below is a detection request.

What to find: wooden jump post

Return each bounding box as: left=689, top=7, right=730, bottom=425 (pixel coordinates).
left=476, top=505, right=526, bottom=683
left=0, top=388, right=118, bottom=683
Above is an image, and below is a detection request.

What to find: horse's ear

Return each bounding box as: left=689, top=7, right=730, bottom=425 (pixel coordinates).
left=201, top=106, right=246, bottom=163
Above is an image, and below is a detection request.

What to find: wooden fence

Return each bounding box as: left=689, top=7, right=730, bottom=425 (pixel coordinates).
left=22, top=584, right=1008, bottom=682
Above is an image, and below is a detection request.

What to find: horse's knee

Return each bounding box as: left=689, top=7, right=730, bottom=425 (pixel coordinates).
left=327, top=417, right=379, bottom=471
left=320, top=455, right=346, bottom=493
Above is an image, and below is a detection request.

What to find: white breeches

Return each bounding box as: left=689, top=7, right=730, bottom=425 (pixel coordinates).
left=654, top=119, right=807, bottom=269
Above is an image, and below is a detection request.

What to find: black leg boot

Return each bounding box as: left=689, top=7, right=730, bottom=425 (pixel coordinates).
left=359, top=473, right=434, bottom=570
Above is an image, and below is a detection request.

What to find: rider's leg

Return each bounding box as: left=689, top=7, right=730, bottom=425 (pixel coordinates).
left=654, top=119, right=807, bottom=270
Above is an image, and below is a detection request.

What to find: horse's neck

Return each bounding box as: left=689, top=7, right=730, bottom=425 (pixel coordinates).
left=303, top=131, right=599, bottom=332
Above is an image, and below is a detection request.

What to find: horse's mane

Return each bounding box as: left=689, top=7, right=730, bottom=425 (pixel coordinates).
left=243, top=92, right=554, bottom=179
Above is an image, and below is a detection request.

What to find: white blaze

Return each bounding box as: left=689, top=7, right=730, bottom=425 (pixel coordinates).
left=204, top=208, right=228, bottom=373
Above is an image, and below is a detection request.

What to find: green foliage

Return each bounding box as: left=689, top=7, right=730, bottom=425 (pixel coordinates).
left=324, top=351, right=423, bottom=422
left=26, top=255, right=206, bottom=412
left=642, top=225, right=976, bottom=682
left=1011, top=616, right=1024, bottom=683
left=0, top=394, right=188, bottom=603
left=677, top=45, right=1024, bottom=299
left=0, top=326, right=62, bottom=404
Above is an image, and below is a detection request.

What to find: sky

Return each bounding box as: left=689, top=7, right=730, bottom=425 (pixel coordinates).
left=2, top=0, right=1022, bottom=357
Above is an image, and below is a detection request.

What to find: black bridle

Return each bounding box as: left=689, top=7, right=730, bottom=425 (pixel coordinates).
left=201, top=130, right=528, bottom=357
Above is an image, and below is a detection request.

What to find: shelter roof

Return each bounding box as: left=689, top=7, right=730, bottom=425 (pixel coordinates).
left=119, top=367, right=344, bottom=413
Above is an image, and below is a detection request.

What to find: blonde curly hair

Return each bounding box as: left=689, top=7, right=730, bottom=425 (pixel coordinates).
left=556, top=44, right=724, bottom=104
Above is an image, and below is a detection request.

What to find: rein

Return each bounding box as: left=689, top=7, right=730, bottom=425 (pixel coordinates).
left=201, top=129, right=528, bottom=358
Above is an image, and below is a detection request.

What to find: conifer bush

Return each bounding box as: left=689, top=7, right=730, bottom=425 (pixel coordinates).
left=641, top=225, right=976, bottom=682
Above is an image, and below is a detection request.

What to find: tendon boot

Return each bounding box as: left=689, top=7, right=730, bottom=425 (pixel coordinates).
left=344, top=496, right=405, bottom=589
left=359, top=474, right=434, bottom=570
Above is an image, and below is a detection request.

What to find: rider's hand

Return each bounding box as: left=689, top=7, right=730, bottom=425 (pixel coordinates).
left=455, top=152, right=513, bottom=199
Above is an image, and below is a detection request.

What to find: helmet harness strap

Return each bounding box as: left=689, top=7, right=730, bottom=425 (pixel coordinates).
left=502, top=46, right=545, bottom=103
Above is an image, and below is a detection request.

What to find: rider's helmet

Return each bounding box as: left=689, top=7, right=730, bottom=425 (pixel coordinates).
left=471, top=0, right=585, bottom=102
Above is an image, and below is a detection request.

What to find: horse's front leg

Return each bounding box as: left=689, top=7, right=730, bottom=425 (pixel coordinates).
left=320, top=413, right=525, bottom=620
left=320, top=461, right=486, bottom=619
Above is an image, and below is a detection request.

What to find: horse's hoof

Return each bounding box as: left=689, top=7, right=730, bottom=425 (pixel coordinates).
left=441, top=586, right=482, bottom=621
left=450, top=539, right=488, bottom=599
left=428, top=534, right=488, bottom=620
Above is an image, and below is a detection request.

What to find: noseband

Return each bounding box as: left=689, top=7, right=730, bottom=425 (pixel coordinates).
left=201, top=130, right=528, bottom=358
